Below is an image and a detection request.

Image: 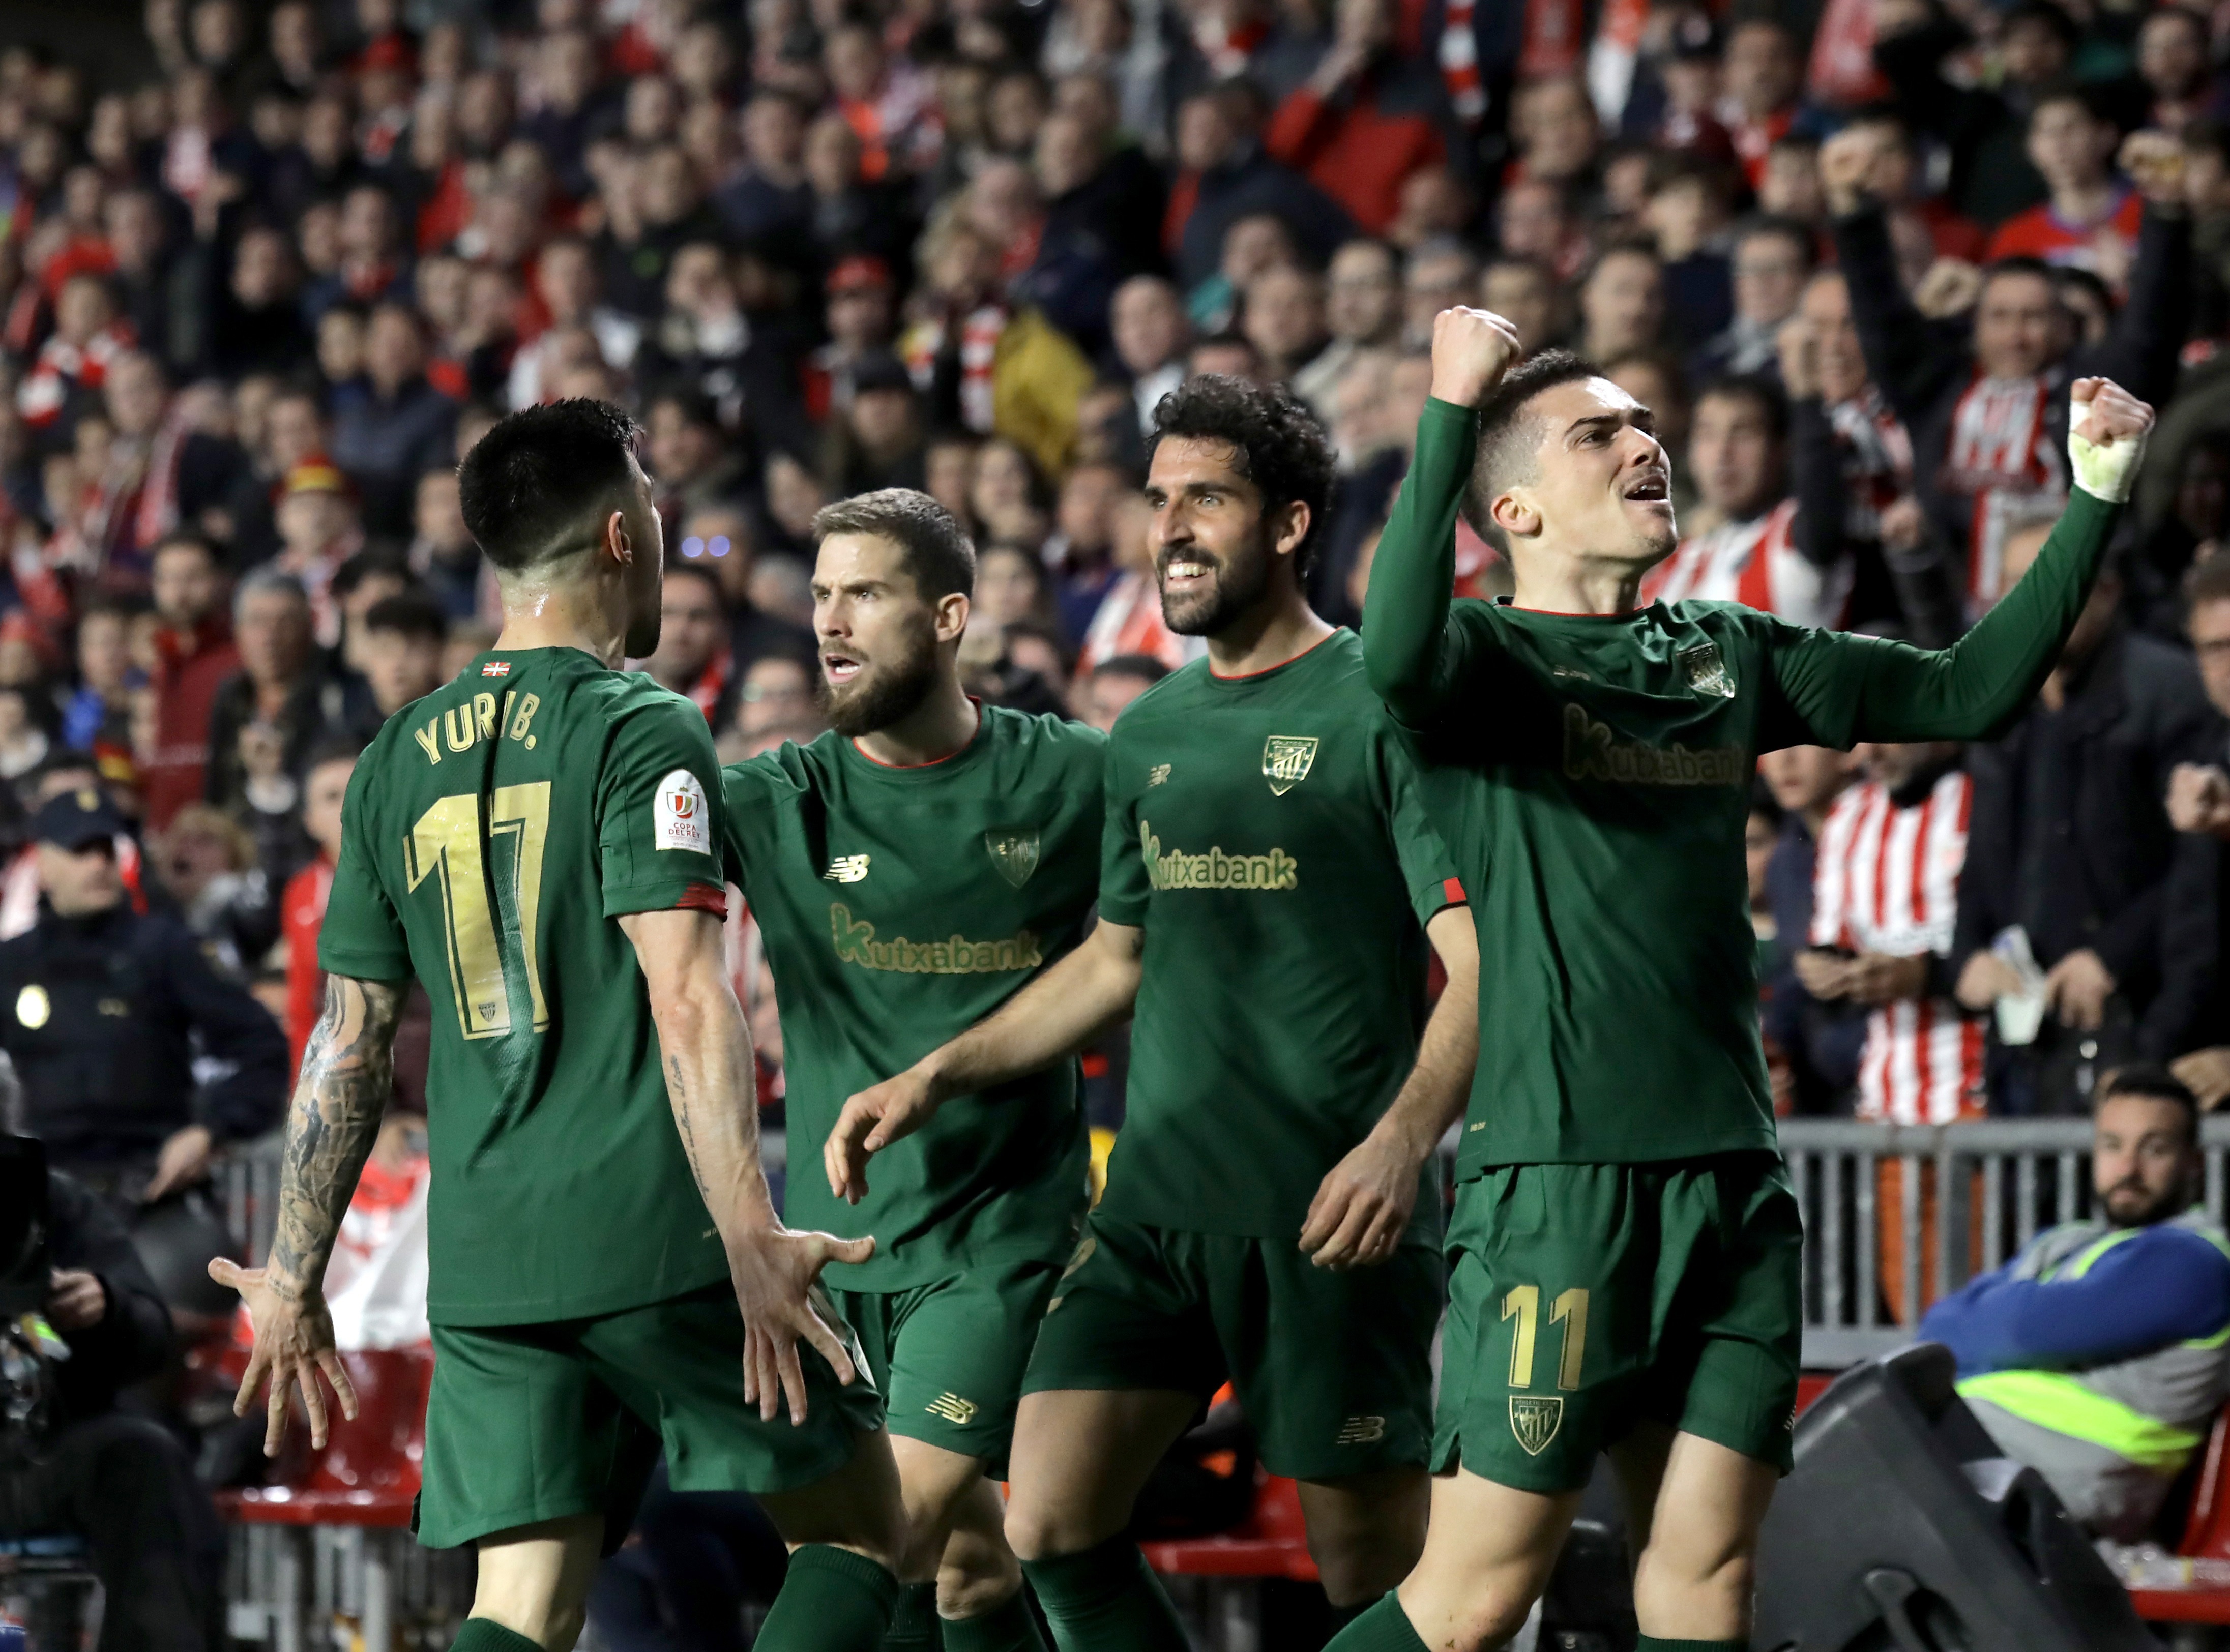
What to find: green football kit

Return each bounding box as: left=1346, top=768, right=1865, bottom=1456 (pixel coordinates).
left=1366, top=396, right=2124, bottom=1491
left=1021, top=629, right=1460, bottom=1483
left=722, top=707, right=1102, bottom=1466
left=319, top=649, right=881, bottom=1548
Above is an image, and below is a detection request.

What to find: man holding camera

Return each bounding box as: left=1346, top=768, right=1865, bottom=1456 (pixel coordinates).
left=1, top=1148, right=225, bottom=1652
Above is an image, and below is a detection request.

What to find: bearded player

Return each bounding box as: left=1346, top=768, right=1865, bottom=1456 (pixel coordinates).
left=829, top=376, right=1481, bottom=1649
left=722, top=489, right=1104, bottom=1652
left=1321, top=315, right=2154, bottom=1652
left=211, top=402, right=906, bottom=1652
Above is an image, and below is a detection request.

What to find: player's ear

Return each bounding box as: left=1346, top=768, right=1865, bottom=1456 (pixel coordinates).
left=603, top=507, right=632, bottom=566
left=934, top=590, right=970, bottom=643
left=1270, top=499, right=1310, bottom=561
left=1490, top=486, right=1540, bottom=543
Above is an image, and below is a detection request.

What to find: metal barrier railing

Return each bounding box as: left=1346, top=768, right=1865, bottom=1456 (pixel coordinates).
left=220, top=1118, right=2230, bottom=1371
left=1778, top=1116, right=2230, bottom=1366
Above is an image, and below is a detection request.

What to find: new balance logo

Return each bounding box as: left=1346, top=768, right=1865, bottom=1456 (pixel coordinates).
left=824, top=854, right=871, bottom=882
left=1335, top=1415, right=1386, bottom=1446
left=926, top=1392, right=979, bottom=1426
left=1148, top=764, right=1171, bottom=787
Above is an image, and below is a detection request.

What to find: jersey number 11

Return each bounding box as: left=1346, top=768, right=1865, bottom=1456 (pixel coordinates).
left=406, top=783, right=553, bottom=1039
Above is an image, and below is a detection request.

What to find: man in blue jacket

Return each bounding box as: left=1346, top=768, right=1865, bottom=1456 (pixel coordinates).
left=1922, top=1065, right=2230, bottom=1538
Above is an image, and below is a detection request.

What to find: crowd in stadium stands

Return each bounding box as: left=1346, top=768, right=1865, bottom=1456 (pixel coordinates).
left=8, top=0, right=2230, bottom=1157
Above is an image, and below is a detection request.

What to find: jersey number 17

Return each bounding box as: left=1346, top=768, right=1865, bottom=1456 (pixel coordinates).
left=406, top=783, right=553, bottom=1039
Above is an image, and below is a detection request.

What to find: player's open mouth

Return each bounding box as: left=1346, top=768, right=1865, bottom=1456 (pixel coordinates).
left=1160, top=557, right=1214, bottom=589
left=1622, top=470, right=1670, bottom=503
left=823, top=652, right=862, bottom=685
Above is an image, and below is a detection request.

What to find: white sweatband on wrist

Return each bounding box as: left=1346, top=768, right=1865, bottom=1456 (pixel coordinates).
left=2068, top=395, right=2148, bottom=504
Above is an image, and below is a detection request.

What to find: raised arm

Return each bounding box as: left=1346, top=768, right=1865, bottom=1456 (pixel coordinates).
left=623, top=904, right=870, bottom=1425
left=209, top=972, right=405, bottom=1456
left=824, top=914, right=1144, bottom=1204
left=1362, top=307, right=1519, bottom=723
left=1774, top=379, right=2154, bottom=747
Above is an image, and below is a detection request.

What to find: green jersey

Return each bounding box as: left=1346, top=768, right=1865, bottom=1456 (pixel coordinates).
left=723, top=709, right=1102, bottom=1289
left=1096, top=629, right=1462, bottom=1240
left=1367, top=396, right=2123, bottom=1176
left=319, top=650, right=734, bottom=1326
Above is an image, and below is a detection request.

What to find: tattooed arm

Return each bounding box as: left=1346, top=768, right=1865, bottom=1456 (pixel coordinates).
left=208, top=973, right=406, bottom=1455
left=618, top=907, right=874, bottom=1425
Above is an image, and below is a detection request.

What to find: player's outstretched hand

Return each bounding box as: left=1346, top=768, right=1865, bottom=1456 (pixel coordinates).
left=2068, top=377, right=2155, bottom=504
left=825, top=1068, right=942, bottom=1205
left=1299, top=1127, right=1421, bottom=1270
left=1428, top=306, right=1522, bottom=408
left=726, top=1224, right=875, bottom=1424
left=208, top=1257, right=359, bottom=1458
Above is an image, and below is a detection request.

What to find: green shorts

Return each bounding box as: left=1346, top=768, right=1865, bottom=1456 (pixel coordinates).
left=417, top=1281, right=886, bottom=1550
left=1021, top=1213, right=1442, bottom=1483
left=1434, top=1153, right=1802, bottom=1494
left=828, top=1255, right=1061, bottom=1472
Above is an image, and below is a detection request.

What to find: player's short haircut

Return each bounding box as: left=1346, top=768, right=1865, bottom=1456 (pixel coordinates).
left=1464, top=348, right=1604, bottom=544
left=361, top=590, right=447, bottom=644
left=457, top=399, right=644, bottom=574
left=1147, top=373, right=1337, bottom=579
left=2097, top=1063, right=2200, bottom=1137
left=811, top=488, right=976, bottom=601
left=1695, top=373, right=1791, bottom=442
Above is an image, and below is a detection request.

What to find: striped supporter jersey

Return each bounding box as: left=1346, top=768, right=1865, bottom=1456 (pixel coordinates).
left=1809, top=768, right=1987, bottom=1124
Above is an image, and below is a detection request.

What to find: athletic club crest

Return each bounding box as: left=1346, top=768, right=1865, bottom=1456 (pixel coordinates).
left=1678, top=643, right=1735, bottom=699
left=1509, top=1395, right=1563, bottom=1456
left=1263, top=735, right=1319, bottom=796
left=984, top=829, right=1041, bottom=888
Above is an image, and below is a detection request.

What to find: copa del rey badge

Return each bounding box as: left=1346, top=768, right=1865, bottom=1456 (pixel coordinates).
left=654, top=770, right=709, bottom=852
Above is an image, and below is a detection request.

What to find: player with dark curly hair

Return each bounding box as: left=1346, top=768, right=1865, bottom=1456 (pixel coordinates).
left=827, top=374, right=1481, bottom=1648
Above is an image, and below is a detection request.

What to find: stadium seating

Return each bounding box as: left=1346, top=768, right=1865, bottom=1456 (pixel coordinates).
left=2128, top=1408, right=2230, bottom=1624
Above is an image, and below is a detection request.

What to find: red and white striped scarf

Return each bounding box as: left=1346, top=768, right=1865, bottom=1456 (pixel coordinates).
left=1942, top=372, right=2064, bottom=609
left=1639, top=497, right=1852, bottom=630
left=1826, top=385, right=1914, bottom=541
left=16, top=322, right=135, bottom=429
left=1811, top=770, right=1987, bottom=1126
left=1439, top=0, right=1487, bottom=125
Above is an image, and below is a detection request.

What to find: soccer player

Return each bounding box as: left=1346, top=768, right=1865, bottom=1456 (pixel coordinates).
left=208, top=401, right=905, bottom=1652
left=829, top=376, right=1481, bottom=1649
left=721, top=488, right=1105, bottom=1652
left=1323, top=312, right=2154, bottom=1652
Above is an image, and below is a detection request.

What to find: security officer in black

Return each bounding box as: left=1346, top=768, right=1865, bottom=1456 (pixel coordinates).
left=0, top=788, right=287, bottom=1210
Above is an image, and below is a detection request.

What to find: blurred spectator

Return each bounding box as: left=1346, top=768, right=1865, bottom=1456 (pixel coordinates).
left=141, top=535, right=238, bottom=833
left=279, top=742, right=355, bottom=1078
left=150, top=801, right=275, bottom=978
left=644, top=562, right=735, bottom=725
left=328, top=301, right=456, bottom=537
left=63, top=597, right=141, bottom=755
left=1694, top=216, right=1815, bottom=383
left=1479, top=256, right=1560, bottom=357
left=1987, top=91, right=2144, bottom=278
left=1760, top=743, right=1866, bottom=1115
left=356, top=591, right=448, bottom=718
left=1644, top=375, right=1852, bottom=629
left=1263, top=0, right=1444, bottom=237
left=0, top=785, right=285, bottom=1202
left=1922, top=1066, right=2230, bottom=1540
left=1111, top=274, right=1192, bottom=444
left=1166, top=84, right=1352, bottom=292
left=1576, top=242, right=1666, bottom=363
left=203, top=569, right=347, bottom=868
left=0, top=1164, right=223, bottom=1652
left=1077, top=651, right=1169, bottom=731
left=405, top=467, right=489, bottom=624
left=1952, top=524, right=2218, bottom=1112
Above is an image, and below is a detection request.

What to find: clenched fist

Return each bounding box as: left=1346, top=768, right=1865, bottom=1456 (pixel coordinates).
left=2067, top=377, right=2155, bottom=503
left=1428, top=307, right=1523, bottom=409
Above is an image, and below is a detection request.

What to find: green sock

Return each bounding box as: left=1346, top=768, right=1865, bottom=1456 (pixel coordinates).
left=758, top=1544, right=900, bottom=1652
left=451, top=1619, right=547, bottom=1652
left=941, top=1588, right=1050, bottom=1651
left=1633, top=1639, right=1748, bottom=1651
left=1019, top=1536, right=1190, bottom=1652
left=1321, top=1594, right=1425, bottom=1651
left=882, top=1582, right=942, bottom=1651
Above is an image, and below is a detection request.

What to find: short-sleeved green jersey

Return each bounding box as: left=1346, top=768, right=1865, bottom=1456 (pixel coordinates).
left=722, top=708, right=1102, bottom=1290
left=1366, top=397, right=2122, bottom=1178
left=1096, top=629, right=1463, bottom=1240
left=319, top=649, right=733, bottom=1326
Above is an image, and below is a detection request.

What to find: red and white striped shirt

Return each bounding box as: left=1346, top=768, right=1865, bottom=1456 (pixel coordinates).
left=1810, top=769, right=1987, bottom=1124
left=1640, top=497, right=1853, bottom=630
